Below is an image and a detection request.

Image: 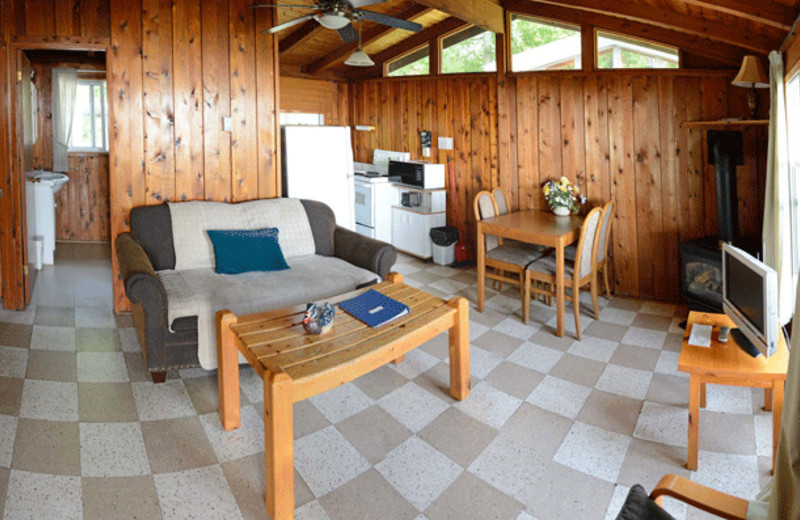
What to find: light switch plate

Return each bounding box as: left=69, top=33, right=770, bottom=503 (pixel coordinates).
left=438, top=136, right=453, bottom=150
left=223, top=117, right=233, bottom=132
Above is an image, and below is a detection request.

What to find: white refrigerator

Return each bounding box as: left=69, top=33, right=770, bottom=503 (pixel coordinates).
left=282, top=125, right=355, bottom=230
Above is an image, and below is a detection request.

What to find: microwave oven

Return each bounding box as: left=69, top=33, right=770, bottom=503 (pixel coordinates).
left=388, top=160, right=445, bottom=190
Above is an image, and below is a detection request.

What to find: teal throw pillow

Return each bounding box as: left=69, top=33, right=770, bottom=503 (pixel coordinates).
left=206, top=228, right=290, bottom=274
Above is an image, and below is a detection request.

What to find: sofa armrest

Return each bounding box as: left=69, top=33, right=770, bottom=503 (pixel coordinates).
left=334, top=226, right=397, bottom=280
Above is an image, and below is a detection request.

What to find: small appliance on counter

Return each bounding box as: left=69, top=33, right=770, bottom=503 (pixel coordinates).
left=389, top=160, right=445, bottom=189
left=401, top=192, right=422, bottom=207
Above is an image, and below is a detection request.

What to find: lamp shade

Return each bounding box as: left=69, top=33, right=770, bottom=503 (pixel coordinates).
left=732, top=55, right=769, bottom=89
left=317, top=13, right=350, bottom=30
left=345, top=49, right=375, bottom=67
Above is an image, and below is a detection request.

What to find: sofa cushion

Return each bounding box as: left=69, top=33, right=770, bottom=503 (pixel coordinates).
left=168, top=198, right=316, bottom=271
left=158, top=254, right=380, bottom=369
left=206, top=228, right=289, bottom=274
left=130, top=204, right=176, bottom=271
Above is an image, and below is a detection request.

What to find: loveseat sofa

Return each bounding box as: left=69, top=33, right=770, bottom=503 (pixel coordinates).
left=115, top=198, right=396, bottom=382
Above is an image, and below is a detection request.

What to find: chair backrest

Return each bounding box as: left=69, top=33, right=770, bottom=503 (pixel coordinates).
left=473, top=191, right=499, bottom=252
left=573, top=206, right=603, bottom=280
left=492, top=187, right=509, bottom=215
left=596, top=200, right=615, bottom=263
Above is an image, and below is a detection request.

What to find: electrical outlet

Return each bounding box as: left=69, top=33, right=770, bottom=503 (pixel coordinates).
left=438, top=136, right=453, bottom=150
left=223, top=117, right=233, bottom=132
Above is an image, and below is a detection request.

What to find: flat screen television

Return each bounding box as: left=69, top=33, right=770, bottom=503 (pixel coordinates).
left=721, top=243, right=779, bottom=357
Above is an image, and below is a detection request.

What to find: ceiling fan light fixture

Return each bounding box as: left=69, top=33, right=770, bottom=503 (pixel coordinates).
left=345, top=48, right=375, bottom=67
left=317, top=13, right=350, bottom=30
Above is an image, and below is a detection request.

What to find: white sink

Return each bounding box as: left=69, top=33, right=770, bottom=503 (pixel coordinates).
left=33, top=171, right=69, bottom=194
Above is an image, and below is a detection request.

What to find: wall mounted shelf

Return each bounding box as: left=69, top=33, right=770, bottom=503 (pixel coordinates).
left=681, top=120, right=769, bottom=129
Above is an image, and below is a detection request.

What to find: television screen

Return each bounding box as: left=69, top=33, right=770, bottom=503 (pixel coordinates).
left=725, top=253, right=764, bottom=334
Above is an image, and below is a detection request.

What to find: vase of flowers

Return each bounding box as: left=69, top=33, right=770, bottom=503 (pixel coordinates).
left=542, top=177, right=586, bottom=216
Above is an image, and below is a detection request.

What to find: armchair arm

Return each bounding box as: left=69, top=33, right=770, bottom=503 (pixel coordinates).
left=333, top=226, right=397, bottom=280
left=651, top=474, right=748, bottom=520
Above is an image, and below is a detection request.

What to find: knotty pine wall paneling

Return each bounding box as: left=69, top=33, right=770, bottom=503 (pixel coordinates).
left=349, top=72, right=763, bottom=302
left=280, top=76, right=348, bottom=126
left=108, top=0, right=281, bottom=312
left=14, top=0, right=110, bottom=38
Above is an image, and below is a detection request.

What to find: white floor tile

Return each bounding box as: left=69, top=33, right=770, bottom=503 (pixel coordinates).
left=704, top=384, right=753, bottom=415
left=75, top=306, right=116, bottom=328
left=654, top=350, right=686, bottom=378
left=131, top=380, right=196, bottom=421
left=620, top=327, right=667, bottom=350
left=493, top=316, right=542, bottom=341
left=79, top=422, right=150, bottom=477
left=294, top=425, right=370, bottom=497
left=603, top=484, right=630, bottom=520
left=553, top=421, right=631, bottom=483
left=454, top=381, right=523, bottom=429
left=77, top=352, right=129, bottom=383
left=526, top=376, right=591, bottom=420
left=567, top=337, right=618, bottom=363
left=238, top=365, right=263, bottom=404
left=379, top=382, right=449, bottom=433
left=29, top=325, right=76, bottom=351
left=595, top=364, right=652, bottom=400
left=19, top=380, right=78, bottom=422
left=153, top=465, right=243, bottom=520
left=0, top=414, right=17, bottom=468
left=753, top=414, right=773, bottom=458
left=199, top=405, right=265, bottom=463
left=691, top=450, right=760, bottom=500
left=4, top=470, right=82, bottom=520
left=296, top=500, right=332, bottom=520
left=376, top=437, right=462, bottom=511
left=118, top=328, right=141, bottom=353
left=599, top=307, right=637, bottom=326
left=444, top=345, right=503, bottom=380
left=507, top=342, right=563, bottom=374
left=390, top=349, right=441, bottom=380
left=468, top=435, right=547, bottom=500
left=309, top=382, right=374, bottom=424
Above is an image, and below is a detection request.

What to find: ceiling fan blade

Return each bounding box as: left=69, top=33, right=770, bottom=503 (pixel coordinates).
left=358, top=10, right=422, bottom=32
left=251, top=3, right=318, bottom=8
left=346, top=0, right=386, bottom=7
left=337, top=23, right=359, bottom=43
left=264, top=13, right=318, bottom=33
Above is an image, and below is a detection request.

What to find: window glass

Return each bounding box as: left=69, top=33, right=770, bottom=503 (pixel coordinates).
left=787, top=73, right=800, bottom=275
left=279, top=113, right=325, bottom=126
left=387, top=45, right=430, bottom=77
left=441, top=26, right=496, bottom=74
left=596, top=31, right=679, bottom=69
left=510, top=15, right=581, bottom=72
left=69, top=80, right=108, bottom=151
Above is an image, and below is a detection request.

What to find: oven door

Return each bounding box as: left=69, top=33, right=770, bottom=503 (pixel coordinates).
left=354, top=181, right=373, bottom=227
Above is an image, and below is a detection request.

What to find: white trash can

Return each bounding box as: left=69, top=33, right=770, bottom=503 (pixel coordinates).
left=431, top=243, right=456, bottom=266
left=33, top=236, right=44, bottom=270
left=430, top=226, right=459, bottom=266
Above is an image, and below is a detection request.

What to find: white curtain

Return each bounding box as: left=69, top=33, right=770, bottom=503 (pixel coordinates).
left=51, top=68, right=77, bottom=172
left=762, top=51, right=794, bottom=325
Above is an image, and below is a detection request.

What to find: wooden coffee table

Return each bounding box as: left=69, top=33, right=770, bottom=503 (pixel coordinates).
left=678, top=311, right=789, bottom=473
left=216, top=273, right=470, bottom=520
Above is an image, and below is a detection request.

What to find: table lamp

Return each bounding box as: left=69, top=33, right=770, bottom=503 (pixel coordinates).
left=732, top=55, right=769, bottom=119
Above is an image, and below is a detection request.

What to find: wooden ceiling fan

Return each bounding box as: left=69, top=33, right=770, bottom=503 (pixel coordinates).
left=252, top=0, right=423, bottom=42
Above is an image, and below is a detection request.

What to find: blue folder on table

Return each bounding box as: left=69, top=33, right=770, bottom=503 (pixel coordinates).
left=339, top=289, right=410, bottom=328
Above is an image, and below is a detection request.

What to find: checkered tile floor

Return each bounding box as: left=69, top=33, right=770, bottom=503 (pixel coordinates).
left=0, top=244, right=774, bottom=520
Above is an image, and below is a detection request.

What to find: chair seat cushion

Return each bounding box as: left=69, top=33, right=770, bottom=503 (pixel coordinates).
left=487, top=243, right=547, bottom=266
left=527, top=254, right=575, bottom=278
left=614, top=485, right=675, bottom=520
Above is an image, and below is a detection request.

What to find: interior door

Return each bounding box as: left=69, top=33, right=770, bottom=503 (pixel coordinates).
left=16, top=50, right=33, bottom=304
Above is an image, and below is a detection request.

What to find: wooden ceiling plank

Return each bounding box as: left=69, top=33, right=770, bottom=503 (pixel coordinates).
left=681, top=0, right=796, bottom=31
left=347, top=16, right=469, bottom=79
left=502, top=0, right=743, bottom=65
left=415, top=0, right=504, bottom=33
left=522, top=0, right=780, bottom=54
left=279, top=19, right=323, bottom=54
left=303, top=4, right=432, bottom=75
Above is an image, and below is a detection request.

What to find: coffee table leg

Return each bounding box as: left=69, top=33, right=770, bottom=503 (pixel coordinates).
left=387, top=273, right=406, bottom=365
left=688, top=376, right=700, bottom=470
left=264, top=371, right=294, bottom=520
left=448, top=297, right=470, bottom=401
left=772, top=380, right=783, bottom=475
left=217, top=310, right=241, bottom=431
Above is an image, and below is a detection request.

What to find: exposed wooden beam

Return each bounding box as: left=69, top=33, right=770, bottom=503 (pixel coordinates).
left=302, top=4, right=432, bottom=75
left=681, top=0, right=796, bottom=31
left=415, top=0, right=504, bottom=33
left=348, top=17, right=469, bottom=79
left=503, top=0, right=744, bottom=65
left=523, top=0, right=780, bottom=54
left=278, top=20, right=322, bottom=54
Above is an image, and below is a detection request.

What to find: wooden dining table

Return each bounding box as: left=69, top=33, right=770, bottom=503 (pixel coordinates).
left=477, top=209, right=584, bottom=337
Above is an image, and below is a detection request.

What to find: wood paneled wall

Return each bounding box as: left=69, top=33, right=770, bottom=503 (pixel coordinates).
left=280, top=76, right=349, bottom=126
left=108, top=0, right=281, bottom=312
left=13, top=0, right=109, bottom=38
left=350, top=72, right=766, bottom=302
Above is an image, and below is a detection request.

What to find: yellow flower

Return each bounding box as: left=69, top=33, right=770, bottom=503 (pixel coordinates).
left=560, top=176, right=569, bottom=186
left=559, top=185, right=567, bottom=192
left=543, top=185, right=550, bottom=196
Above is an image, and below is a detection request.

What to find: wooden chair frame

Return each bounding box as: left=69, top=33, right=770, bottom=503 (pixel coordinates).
left=651, top=474, right=748, bottom=519
left=474, top=190, right=526, bottom=298
left=523, top=206, right=603, bottom=339
left=596, top=200, right=616, bottom=296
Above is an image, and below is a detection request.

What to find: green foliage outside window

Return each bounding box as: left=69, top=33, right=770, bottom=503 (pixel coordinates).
left=441, top=28, right=496, bottom=74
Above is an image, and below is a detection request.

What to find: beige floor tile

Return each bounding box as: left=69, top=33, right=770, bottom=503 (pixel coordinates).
left=645, top=373, right=690, bottom=408
left=578, top=390, right=643, bottom=436
left=12, top=419, right=81, bottom=475
left=419, top=408, right=499, bottom=468
left=417, top=333, right=450, bottom=360
left=483, top=361, right=544, bottom=400
left=472, top=330, right=524, bottom=358
left=34, top=306, right=75, bottom=327
left=140, top=416, right=218, bottom=473
left=82, top=476, right=162, bottom=520
left=0, top=376, right=23, bottom=416
left=320, top=469, right=419, bottom=520
left=528, top=329, right=575, bottom=352
left=521, top=460, right=615, bottom=519
left=426, top=471, right=523, bottom=520
left=352, top=365, right=411, bottom=400
left=631, top=313, right=673, bottom=332
left=610, top=344, right=661, bottom=372
left=0, top=466, right=8, bottom=510
left=497, top=403, right=573, bottom=458
left=293, top=399, right=331, bottom=440
left=549, top=353, right=606, bottom=388
left=29, top=325, right=75, bottom=351
left=0, top=323, right=32, bottom=349
left=183, top=374, right=220, bottom=415
left=76, top=328, right=121, bottom=352
left=152, top=465, right=242, bottom=520
left=78, top=382, right=138, bottom=422
left=0, top=346, right=28, bottom=378
left=336, top=405, right=412, bottom=465
left=697, top=410, right=757, bottom=455
left=616, top=437, right=690, bottom=489
left=584, top=321, right=628, bottom=342
left=124, top=351, right=153, bottom=382
left=25, top=350, right=77, bottom=382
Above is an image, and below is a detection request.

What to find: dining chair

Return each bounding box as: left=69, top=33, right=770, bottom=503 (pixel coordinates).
left=565, top=200, right=615, bottom=296
left=474, top=191, right=547, bottom=307
left=523, top=206, right=603, bottom=339
left=492, top=187, right=510, bottom=215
